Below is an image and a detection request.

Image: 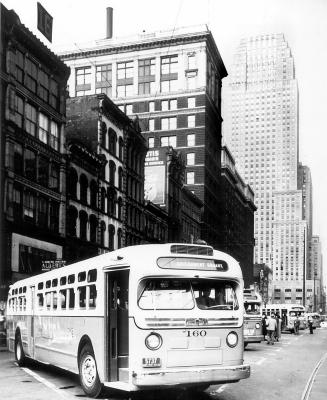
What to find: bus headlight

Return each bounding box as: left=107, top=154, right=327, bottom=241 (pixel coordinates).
left=145, top=333, right=162, bottom=350
left=226, top=331, right=238, bottom=348
left=255, top=323, right=260, bottom=329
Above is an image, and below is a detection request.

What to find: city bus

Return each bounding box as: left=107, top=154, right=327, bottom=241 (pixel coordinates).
left=262, top=303, right=306, bottom=332
left=6, top=243, right=250, bottom=397
left=306, top=312, right=321, bottom=329
left=243, top=289, right=264, bottom=347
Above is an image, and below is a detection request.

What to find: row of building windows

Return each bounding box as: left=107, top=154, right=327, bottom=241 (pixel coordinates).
left=76, top=53, right=198, bottom=97
left=146, top=114, right=197, bottom=132
left=8, top=143, right=60, bottom=191
left=9, top=90, right=60, bottom=150
left=148, top=133, right=196, bottom=149
left=9, top=48, right=60, bottom=110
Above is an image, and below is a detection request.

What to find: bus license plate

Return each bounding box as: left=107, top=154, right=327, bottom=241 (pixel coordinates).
left=244, top=329, right=254, bottom=335
left=142, top=357, right=161, bottom=368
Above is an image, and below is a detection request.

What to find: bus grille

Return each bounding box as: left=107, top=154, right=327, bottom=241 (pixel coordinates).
left=170, top=245, right=213, bottom=256
left=144, top=317, right=239, bottom=328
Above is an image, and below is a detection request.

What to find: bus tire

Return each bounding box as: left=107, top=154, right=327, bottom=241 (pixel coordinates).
left=79, top=343, right=103, bottom=398
left=15, top=331, right=26, bottom=366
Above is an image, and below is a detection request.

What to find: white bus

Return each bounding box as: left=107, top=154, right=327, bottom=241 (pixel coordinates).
left=243, top=289, right=264, bottom=346
left=6, top=243, right=250, bottom=397
left=262, top=303, right=306, bottom=332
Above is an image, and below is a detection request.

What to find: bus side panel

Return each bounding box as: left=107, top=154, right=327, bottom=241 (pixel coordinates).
left=34, top=315, right=104, bottom=375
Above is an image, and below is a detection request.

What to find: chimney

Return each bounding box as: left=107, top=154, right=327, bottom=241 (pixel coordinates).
left=106, top=7, right=113, bottom=39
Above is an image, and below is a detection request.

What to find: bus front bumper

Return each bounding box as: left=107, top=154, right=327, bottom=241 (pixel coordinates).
left=244, top=335, right=264, bottom=343
left=132, top=364, right=251, bottom=387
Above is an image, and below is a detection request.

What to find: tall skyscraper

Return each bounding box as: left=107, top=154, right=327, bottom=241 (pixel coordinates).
left=223, top=33, right=308, bottom=302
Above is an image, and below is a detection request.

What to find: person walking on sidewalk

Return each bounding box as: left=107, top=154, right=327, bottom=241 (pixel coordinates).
left=266, top=313, right=277, bottom=345
left=308, top=315, right=314, bottom=334
left=294, top=314, right=300, bottom=335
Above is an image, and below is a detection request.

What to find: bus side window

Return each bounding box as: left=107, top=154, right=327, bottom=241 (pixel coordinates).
left=68, top=288, right=75, bottom=309
left=45, top=292, right=52, bottom=310
left=89, top=285, right=97, bottom=308
left=60, top=290, right=67, bottom=309
left=78, top=286, right=86, bottom=308
left=38, top=293, right=44, bottom=308
left=88, top=269, right=97, bottom=283
left=53, top=292, right=58, bottom=310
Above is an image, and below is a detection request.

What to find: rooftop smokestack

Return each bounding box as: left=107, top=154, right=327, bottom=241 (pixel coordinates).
left=106, top=7, right=113, bottom=39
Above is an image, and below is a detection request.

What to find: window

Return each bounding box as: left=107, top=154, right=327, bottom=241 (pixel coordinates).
left=126, top=104, right=133, bottom=115
left=23, top=191, right=35, bottom=221
left=15, top=50, right=24, bottom=83
left=117, top=61, right=134, bottom=97
left=24, top=149, right=36, bottom=181
left=95, top=64, right=112, bottom=97
left=49, top=163, right=59, bottom=191
left=149, top=119, right=155, bottom=131
left=138, top=58, right=155, bottom=95
left=38, top=156, right=49, bottom=186
left=68, top=288, right=75, bottom=308
left=149, top=101, right=155, bottom=112
left=76, top=67, right=91, bottom=96
left=188, top=115, right=195, bottom=128
left=38, top=113, right=48, bottom=144
left=187, top=153, right=195, bottom=165
left=49, top=202, right=59, bottom=232
left=25, top=58, right=37, bottom=93
left=89, top=285, right=97, bottom=308
left=160, top=136, right=176, bottom=147
left=39, top=70, right=49, bottom=102
left=88, top=269, right=97, bottom=283
left=148, top=137, right=154, bottom=148
left=50, top=121, right=59, bottom=150
left=160, top=55, right=178, bottom=92
left=38, top=197, right=47, bottom=228
left=14, top=143, right=23, bottom=174
left=80, top=174, right=88, bottom=204
left=161, top=117, right=176, bottom=130
left=187, top=54, right=196, bottom=69
left=60, top=290, right=67, bottom=309
left=187, top=134, right=195, bottom=146
left=161, top=99, right=177, bottom=111
left=15, top=95, right=24, bottom=128
left=186, top=171, right=195, bottom=184
left=80, top=211, right=88, bottom=240
left=25, top=103, right=37, bottom=136
left=50, top=79, right=59, bottom=109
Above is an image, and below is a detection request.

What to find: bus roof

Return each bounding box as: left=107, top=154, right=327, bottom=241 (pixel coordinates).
left=9, top=243, right=243, bottom=291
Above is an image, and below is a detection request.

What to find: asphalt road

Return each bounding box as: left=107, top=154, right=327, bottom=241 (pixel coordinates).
left=1, top=328, right=327, bottom=400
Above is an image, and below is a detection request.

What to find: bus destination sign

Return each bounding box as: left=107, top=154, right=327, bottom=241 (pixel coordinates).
left=42, top=259, right=66, bottom=272
left=157, top=257, right=228, bottom=272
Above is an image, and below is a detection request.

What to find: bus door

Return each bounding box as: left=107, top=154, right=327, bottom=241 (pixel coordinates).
left=28, top=286, right=36, bottom=358
left=106, top=269, right=129, bottom=382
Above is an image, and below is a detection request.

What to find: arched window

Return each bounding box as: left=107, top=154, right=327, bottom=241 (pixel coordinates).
left=101, top=187, right=106, bottom=212
left=117, top=197, right=123, bottom=220
left=79, top=210, right=88, bottom=240
left=89, top=214, right=98, bottom=243
left=100, top=221, right=106, bottom=247
left=68, top=167, right=78, bottom=199
left=107, top=188, right=117, bottom=216
left=109, top=160, right=116, bottom=186
left=101, top=122, right=107, bottom=148
left=119, top=137, right=124, bottom=160
left=117, top=228, right=122, bottom=249
left=67, top=206, right=78, bottom=236
left=80, top=174, right=88, bottom=204
left=118, top=167, right=123, bottom=190
left=90, top=180, right=98, bottom=208
left=109, top=128, right=117, bottom=155
left=108, top=224, right=115, bottom=251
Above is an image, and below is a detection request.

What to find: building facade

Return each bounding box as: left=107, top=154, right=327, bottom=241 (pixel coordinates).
left=59, top=25, right=228, bottom=250
left=220, top=146, right=256, bottom=287
left=65, top=94, right=147, bottom=258
left=223, top=33, right=312, bottom=303
left=0, top=4, right=70, bottom=300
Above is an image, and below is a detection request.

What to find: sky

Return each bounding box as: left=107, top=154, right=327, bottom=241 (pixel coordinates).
left=3, top=0, right=327, bottom=282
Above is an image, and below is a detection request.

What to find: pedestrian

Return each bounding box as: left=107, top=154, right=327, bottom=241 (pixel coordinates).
left=266, top=313, right=277, bottom=345
left=294, top=314, right=300, bottom=335
left=262, top=313, right=267, bottom=341
left=274, top=312, right=281, bottom=341
left=308, top=315, right=314, bottom=334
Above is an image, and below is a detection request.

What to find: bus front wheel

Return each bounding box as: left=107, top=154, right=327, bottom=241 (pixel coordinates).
left=15, top=332, right=26, bottom=366
left=79, top=344, right=103, bottom=398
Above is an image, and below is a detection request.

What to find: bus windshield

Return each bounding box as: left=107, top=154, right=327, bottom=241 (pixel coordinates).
left=290, top=311, right=304, bottom=317
left=244, top=303, right=261, bottom=315
left=138, top=278, right=239, bottom=310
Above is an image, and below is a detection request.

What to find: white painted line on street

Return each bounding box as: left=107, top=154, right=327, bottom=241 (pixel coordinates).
left=301, top=351, right=327, bottom=400
left=255, top=357, right=266, bottom=365
left=215, top=384, right=228, bottom=393
left=21, top=366, right=70, bottom=399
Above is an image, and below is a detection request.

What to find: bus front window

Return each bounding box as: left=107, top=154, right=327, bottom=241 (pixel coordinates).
left=244, top=303, right=261, bottom=315
left=193, top=280, right=239, bottom=310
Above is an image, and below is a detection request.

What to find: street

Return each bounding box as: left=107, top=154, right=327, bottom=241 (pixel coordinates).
left=1, top=328, right=327, bottom=400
